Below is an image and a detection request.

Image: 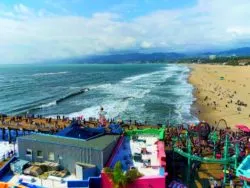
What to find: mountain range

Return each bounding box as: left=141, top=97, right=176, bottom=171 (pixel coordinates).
left=199, top=47, right=250, bottom=57
left=76, top=52, right=186, bottom=64
left=52, top=47, right=250, bottom=64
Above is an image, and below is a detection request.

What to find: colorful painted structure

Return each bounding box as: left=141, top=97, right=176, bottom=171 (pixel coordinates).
left=67, top=176, right=101, bottom=188
left=0, top=182, right=26, bottom=188
left=102, top=128, right=167, bottom=188
left=236, top=155, right=250, bottom=187
left=0, top=156, right=16, bottom=179
left=173, top=134, right=240, bottom=184
left=126, top=128, right=165, bottom=140
left=1, top=120, right=168, bottom=187
left=0, top=121, right=123, bottom=188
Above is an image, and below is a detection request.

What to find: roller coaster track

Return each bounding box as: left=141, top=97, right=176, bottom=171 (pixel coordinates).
left=216, top=119, right=229, bottom=130
left=173, top=147, right=237, bottom=164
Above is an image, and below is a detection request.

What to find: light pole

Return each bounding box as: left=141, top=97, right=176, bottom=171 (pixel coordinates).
left=209, top=131, right=218, bottom=158
left=168, top=108, right=171, bottom=127
left=13, top=140, right=16, bottom=156
left=223, top=134, right=229, bottom=184
left=187, top=136, right=192, bottom=185
left=165, top=107, right=171, bottom=127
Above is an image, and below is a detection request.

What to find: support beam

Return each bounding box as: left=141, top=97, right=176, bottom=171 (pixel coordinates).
left=2, top=128, right=5, bottom=140
left=223, top=135, right=229, bottom=184
left=8, top=129, right=11, bottom=143
left=234, top=143, right=239, bottom=170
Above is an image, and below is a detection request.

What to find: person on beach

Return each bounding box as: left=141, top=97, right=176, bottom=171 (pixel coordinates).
left=213, top=180, right=218, bottom=188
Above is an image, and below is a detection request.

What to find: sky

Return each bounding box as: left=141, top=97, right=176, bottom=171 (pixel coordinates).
left=1, top=0, right=250, bottom=63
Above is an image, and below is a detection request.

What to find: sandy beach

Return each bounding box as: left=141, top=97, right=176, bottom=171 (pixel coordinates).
left=189, top=64, right=250, bottom=129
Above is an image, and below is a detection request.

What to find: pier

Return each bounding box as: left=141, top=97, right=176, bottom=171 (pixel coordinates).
left=0, top=115, right=71, bottom=142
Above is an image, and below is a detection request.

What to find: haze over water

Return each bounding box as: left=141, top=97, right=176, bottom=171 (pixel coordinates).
left=0, top=64, right=197, bottom=125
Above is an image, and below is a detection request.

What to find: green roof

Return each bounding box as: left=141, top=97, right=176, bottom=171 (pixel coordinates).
left=125, top=128, right=165, bottom=140
left=18, top=133, right=120, bottom=151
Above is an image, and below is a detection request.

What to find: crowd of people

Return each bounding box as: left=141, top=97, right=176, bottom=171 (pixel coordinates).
left=0, top=114, right=70, bottom=132
left=165, top=121, right=250, bottom=187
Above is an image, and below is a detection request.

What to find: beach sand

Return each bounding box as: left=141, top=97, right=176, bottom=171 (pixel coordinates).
left=189, top=64, right=250, bottom=129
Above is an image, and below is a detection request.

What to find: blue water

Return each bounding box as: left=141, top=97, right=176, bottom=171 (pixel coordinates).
left=0, top=64, right=197, bottom=124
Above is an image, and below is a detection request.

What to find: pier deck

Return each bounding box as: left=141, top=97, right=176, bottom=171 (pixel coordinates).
left=0, top=116, right=73, bottom=142
left=0, top=117, right=71, bottom=133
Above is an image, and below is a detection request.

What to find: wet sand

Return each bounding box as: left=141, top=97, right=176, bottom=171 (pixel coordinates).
left=189, top=64, right=250, bottom=129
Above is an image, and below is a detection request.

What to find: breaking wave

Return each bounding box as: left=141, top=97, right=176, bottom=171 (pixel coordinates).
left=32, top=72, right=68, bottom=76
left=8, top=88, right=90, bottom=114
left=40, top=101, right=57, bottom=108
left=3, top=64, right=198, bottom=125
left=64, top=64, right=198, bottom=124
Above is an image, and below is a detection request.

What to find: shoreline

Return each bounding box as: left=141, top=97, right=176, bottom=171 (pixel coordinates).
left=187, top=65, right=200, bottom=124
left=188, top=64, right=250, bottom=129
left=188, top=64, right=206, bottom=124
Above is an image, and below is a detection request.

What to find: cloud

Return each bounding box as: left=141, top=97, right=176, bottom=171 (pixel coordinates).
left=140, top=41, right=152, bottom=49
left=227, top=27, right=250, bottom=36
left=14, top=4, right=32, bottom=15
left=92, top=12, right=120, bottom=20
left=1, top=0, right=250, bottom=63
left=1, top=11, right=15, bottom=18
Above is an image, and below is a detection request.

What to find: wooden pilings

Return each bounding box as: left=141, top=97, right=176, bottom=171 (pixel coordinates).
left=2, top=128, right=5, bottom=140
left=8, top=128, right=11, bottom=143
left=0, top=127, right=34, bottom=143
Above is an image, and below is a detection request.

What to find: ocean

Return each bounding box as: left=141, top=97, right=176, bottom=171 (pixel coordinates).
left=0, top=64, right=198, bottom=125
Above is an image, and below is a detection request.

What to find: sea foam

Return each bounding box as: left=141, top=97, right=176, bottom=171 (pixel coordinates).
left=64, top=64, right=198, bottom=124
left=32, top=72, right=68, bottom=76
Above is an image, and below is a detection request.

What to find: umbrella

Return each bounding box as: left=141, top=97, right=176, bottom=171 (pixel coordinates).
left=241, top=127, right=250, bottom=133
left=235, top=124, right=250, bottom=132
left=235, top=124, right=249, bottom=129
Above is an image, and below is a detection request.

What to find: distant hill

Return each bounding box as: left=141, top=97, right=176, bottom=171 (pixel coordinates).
left=196, top=47, right=250, bottom=57
left=72, top=52, right=186, bottom=64
left=218, top=47, right=250, bottom=56
left=77, top=48, right=250, bottom=63
left=45, top=47, right=250, bottom=64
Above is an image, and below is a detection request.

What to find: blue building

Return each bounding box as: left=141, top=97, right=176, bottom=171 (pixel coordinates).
left=17, top=125, right=120, bottom=179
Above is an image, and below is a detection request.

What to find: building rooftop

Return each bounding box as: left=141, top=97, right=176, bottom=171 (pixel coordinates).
left=56, top=126, right=104, bottom=140
left=18, top=133, right=120, bottom=151
left=109, top=135, right=166, bottom=176
left=10, top=159, right=29, bottom=167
